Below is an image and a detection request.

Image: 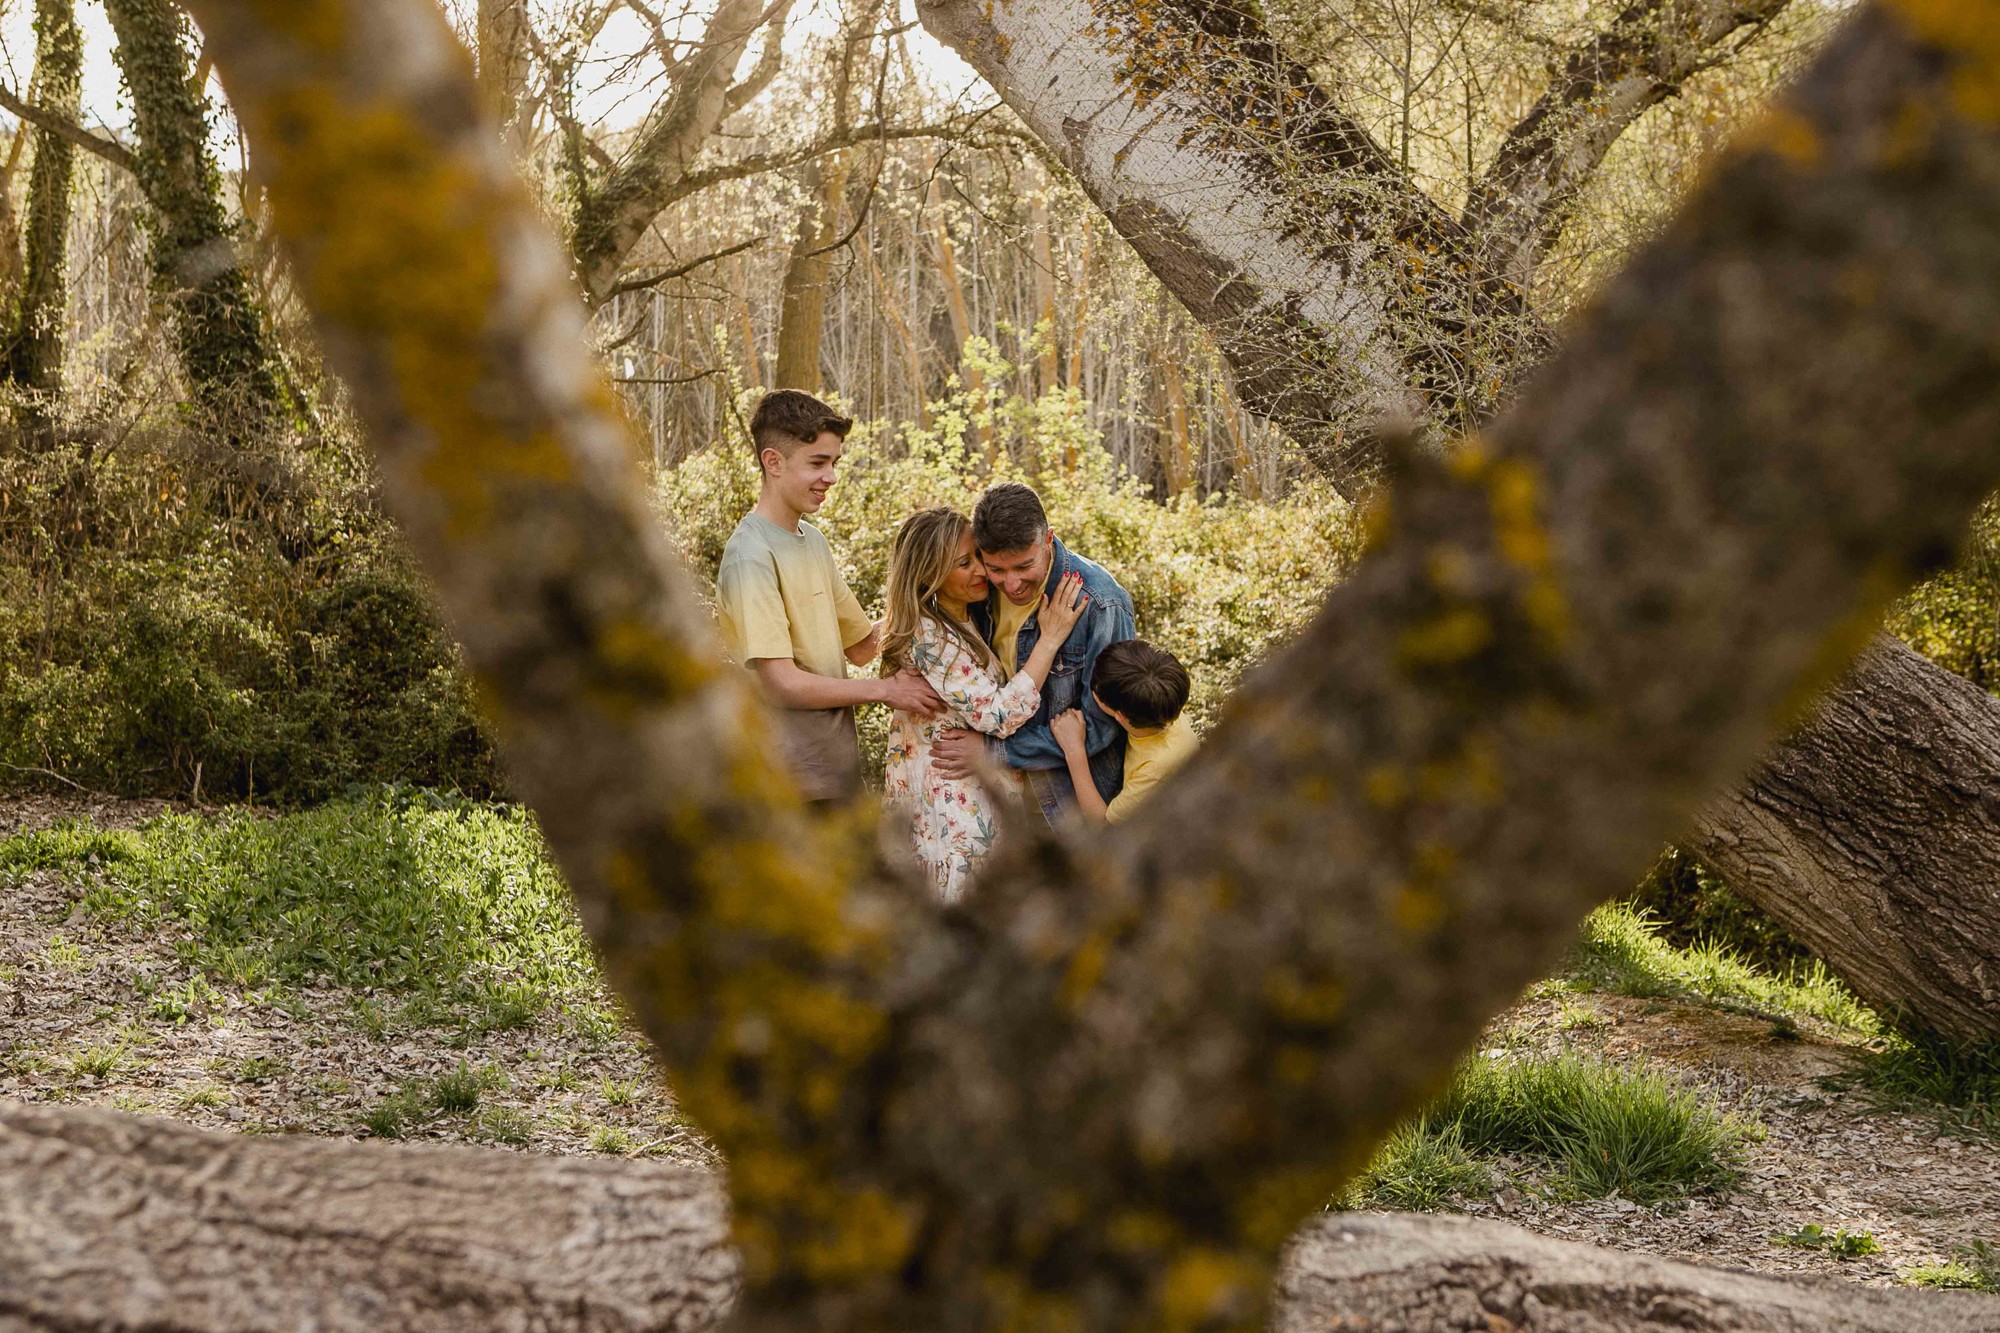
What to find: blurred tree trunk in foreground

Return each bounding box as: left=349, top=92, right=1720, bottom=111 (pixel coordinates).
left=2, top=0, right=82, bottom=440
left=153, top=1, right=2000, bottom=1327
left=106, top=0, right=290, bottom=448
left=6, top=1100, right=1999, bottom=1332
left=919, top=0, right=2000, bottom=1044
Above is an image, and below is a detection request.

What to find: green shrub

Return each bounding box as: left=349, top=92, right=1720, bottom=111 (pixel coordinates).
left=0, top=434, right=499, bottom=804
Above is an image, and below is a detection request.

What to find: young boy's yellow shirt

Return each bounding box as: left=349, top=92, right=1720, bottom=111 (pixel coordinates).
left=1103, top=715, right=1199, bottom=822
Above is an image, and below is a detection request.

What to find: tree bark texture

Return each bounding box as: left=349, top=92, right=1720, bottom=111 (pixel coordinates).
left=1272, top=1212, right=2000, bottom=1333
left=1693, top=635, right=2000, bottom=1046
left=0, top=1100, right=738, bottom=1331
left=922, top=0, right=2000, bottom=1043
left=181, top=0, right=2000, bottom=1326
left=476, top=0, right=533, bottom=153
left=3, top=0, right=81, bottom=421
left=5, top=1101, right=1995, bottom=1333
left=106, top=0, right=287, bottom=445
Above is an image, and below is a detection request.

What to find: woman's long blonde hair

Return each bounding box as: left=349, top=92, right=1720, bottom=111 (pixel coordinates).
left=880, top=507, right=997, bottom=677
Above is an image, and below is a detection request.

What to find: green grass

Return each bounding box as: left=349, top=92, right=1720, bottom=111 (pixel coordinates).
left=0, top=794, right=612, bottom=1037
left=1565, top=903, right=1878, bottom=1034
left=361, top=1063, right=506, bottom=1137
left=1350, top=1052, right=1750, bottom=1210
left=1849, top=1034, right=2000, bottom=1137
left=1905, top=1240, right=1999, bottom=1292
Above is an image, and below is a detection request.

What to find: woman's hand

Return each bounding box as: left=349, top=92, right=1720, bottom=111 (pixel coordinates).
left=1037, top=571, right=1091, bottom=646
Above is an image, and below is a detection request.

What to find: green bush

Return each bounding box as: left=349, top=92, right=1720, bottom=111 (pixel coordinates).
left=0, top=433, right=498, bottom=804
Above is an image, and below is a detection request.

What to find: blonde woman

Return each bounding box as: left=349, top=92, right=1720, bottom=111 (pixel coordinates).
left=880, top=507, right=1088, bottom=902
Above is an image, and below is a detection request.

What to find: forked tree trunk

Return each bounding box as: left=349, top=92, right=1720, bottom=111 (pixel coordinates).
left=918, top=0, right=2000, bottom=1043
left=177, top=1, right=2000, bottom=1324
left=6, top=1101, right=1996, bottom=1333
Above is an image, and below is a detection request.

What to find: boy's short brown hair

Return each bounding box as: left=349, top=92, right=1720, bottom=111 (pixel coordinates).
left=1092, top=639, right=1190, bottom=730
left=749, top=389, right=853, bottom=461
left=972, top=481, right=1048, bottom=553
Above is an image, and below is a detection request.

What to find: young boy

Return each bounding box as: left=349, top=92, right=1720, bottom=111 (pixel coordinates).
left=715, top=389, right=942, bottom=803
left=1051, top=639, right=1197, bottom=823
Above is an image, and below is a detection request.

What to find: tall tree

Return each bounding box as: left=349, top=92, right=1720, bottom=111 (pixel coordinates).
left=476, top=0, right=533, bottom=153
left=2, top=0, right=82, bottom=436
left=167, top=1, right=2000, bottom=1328
left=772, top=0, right=881, bottom=391
left=105, top=0, right=289, bottom=445
left=919, top=0, right=2000, bottom=1042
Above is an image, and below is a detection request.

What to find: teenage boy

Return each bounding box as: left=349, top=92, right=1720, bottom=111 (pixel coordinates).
left=716, top=390, right=942, bottom=803
left=932, top=482, right=1135, bottom=821
left=1051, top=640, right=1198, bottom=822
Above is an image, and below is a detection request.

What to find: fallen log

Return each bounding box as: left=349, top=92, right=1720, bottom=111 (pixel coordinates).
left=3, top=1101, right=1994, bottom=1332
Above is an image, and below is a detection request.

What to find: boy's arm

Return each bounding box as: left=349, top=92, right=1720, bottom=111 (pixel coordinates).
left=1001, top=596, right=1136, bottom=770
left=1052, top=711, right=1108, bottom=821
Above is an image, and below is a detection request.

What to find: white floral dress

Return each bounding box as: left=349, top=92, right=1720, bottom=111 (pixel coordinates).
left=883, top=616, right=1042, bottom=903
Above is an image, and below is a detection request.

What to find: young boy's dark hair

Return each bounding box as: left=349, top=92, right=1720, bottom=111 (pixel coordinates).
left=972, top=481, right=1048, bottom=553
left=748, top=389, right=853, bottom=461
left=1091, top=639, right=1189, bottom=731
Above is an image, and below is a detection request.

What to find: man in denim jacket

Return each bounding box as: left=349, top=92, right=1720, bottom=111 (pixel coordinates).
left=931, top=483, right=1137, bottom=822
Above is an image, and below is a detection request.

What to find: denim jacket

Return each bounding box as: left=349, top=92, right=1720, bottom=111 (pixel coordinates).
left=970, top=538, right=1136, bottom=821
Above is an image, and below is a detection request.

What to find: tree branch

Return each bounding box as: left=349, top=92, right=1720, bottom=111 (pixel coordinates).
left=602, top=231, right=764, bottom=300
left=723, top=6, right=790, bottom=117
left=1463, top=0, right=1795, bottom=287
left=0, top=83, right=138, bottom=174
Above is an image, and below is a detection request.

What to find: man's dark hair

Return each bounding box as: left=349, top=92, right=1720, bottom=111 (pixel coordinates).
left=972, top=482, right=1048, bottom=553
left=749, top=389, right=853, bottom=461
left=1092, top=639, right=1190, bottom=730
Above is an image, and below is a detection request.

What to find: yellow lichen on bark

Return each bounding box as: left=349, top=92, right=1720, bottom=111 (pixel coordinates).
left=1889, top=0, right=2000, bottom=122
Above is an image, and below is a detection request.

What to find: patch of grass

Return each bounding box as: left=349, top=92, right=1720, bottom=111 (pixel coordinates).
left=589, top=1125, right=635, bottom=1154
left=1566, top=903, right=1877, bottom=1034
left=177, top=1085, right=228, bottom=1110
left=1904, top=1261, right=1993, bottom=1291
left=229, top=1055, right=285, bottom=1085
left=1347, top=1121, right=1491, bottom=1210
left=148, top=974, right=224, bottom=1025
left=362, top=1064, right=506, bottom=1136
left=66, top=1043, right=125, bottom=1080
left=3, top=795, right=615, bottom=1036
left=600, top=1076, right=641, bottom=1107
left=42, top=934, right=87, bottom=973
left=469, top=1105, right=534, bottom=1145
left=1354, top=1052, right=1749, bottom=1209
left=1774, top=1223, right=1882, bottom=1258
left=1849, top=1034, right=2000, bottom=1137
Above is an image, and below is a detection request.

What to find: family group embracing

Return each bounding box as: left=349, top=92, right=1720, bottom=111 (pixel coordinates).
left=716, top=389, right=1200, bottom=901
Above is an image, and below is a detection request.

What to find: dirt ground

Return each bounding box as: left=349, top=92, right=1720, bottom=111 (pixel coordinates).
left=1, top=794, right=1995, bottom=1294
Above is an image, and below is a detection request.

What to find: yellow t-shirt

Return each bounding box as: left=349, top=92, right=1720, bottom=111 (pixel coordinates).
left=992, top=592, right=1038, bottom=677
left=1104, top=715, right=1199, bottom=823
left=715, top=512, right=872, bottom=675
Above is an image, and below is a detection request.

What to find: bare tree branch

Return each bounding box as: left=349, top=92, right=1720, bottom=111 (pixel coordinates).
left=1464, top=0, right=1796, bottom=288
left=602, top=231, right=764, bottom=299
left=0, top=82, right=136, bottom=175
